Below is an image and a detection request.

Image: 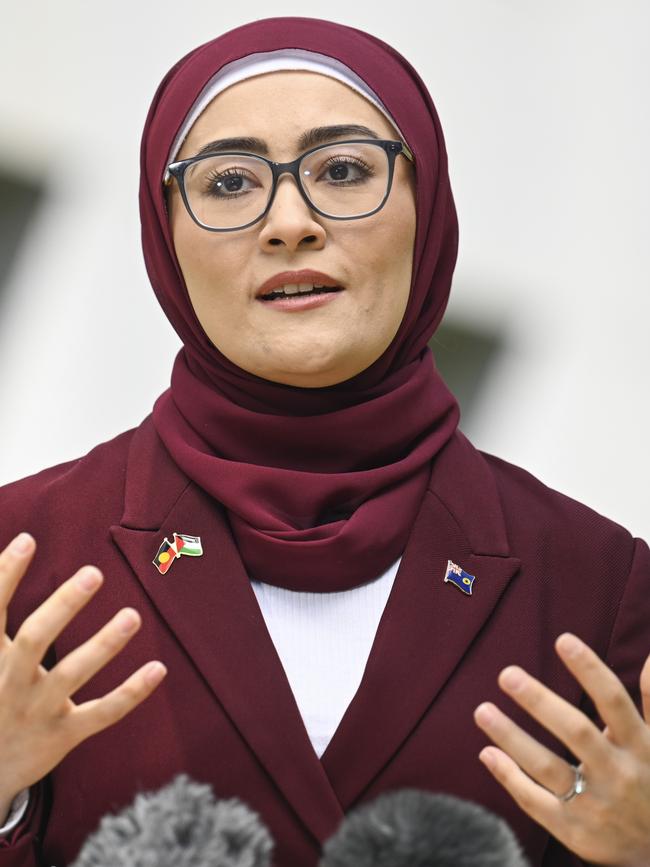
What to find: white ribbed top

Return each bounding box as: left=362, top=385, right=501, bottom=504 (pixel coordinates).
left=251, top=558, right=400, bottom=758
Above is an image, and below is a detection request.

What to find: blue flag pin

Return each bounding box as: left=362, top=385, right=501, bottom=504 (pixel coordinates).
left=444, top=560, right=476, bottom=595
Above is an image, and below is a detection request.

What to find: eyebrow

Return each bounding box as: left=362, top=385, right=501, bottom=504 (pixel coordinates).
left=192, top=124, right=383, bottom=159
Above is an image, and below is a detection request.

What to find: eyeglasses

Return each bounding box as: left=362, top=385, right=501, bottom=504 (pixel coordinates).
left=164, top=139, right=414, bottom=232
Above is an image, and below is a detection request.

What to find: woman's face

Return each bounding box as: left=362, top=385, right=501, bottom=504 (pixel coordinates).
left=168, top=71, right=417, bottom=388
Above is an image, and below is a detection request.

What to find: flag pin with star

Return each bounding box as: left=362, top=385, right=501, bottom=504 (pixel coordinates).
left=443, top=560, right=476, bottom=595
left=153, top=533, right=203, bottom=575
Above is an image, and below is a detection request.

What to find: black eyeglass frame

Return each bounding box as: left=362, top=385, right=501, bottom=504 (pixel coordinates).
left=164, top=138, right=415, bottom=232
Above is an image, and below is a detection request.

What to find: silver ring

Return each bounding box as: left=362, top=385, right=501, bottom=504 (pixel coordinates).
left=557, top=764, right=587, bottom=802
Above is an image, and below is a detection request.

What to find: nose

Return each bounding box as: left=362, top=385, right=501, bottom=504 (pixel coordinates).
left=257, top=172, right=326, bottom=251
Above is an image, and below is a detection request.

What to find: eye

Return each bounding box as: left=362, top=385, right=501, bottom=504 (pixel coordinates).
left=202, top=167, right=262, bottom=198
left=317, top=156, right=375, bottom=185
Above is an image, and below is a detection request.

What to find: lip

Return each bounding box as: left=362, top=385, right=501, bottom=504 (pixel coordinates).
left=255, top=269, right=343, bottom=298
left=259, top=292, right=342, bottom=313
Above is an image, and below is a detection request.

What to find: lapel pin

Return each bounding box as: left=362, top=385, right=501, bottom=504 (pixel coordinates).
left=444, top=560, right=476, bottom=595
left=153, top=533, right=203, bottom=575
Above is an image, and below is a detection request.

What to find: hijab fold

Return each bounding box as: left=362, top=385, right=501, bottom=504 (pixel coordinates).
left=140, top=17, right=461, bottom=591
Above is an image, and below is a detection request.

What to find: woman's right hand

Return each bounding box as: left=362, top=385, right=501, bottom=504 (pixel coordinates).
left=0, top=532, right=167, bottom=823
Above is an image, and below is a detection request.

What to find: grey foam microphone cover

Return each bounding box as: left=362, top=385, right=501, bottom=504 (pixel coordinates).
left=319, top=788, right=531, bottom=867
left=70, top=773, right=274, bottom=867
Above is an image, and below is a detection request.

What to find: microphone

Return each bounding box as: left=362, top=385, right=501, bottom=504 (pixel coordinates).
left=319, top=788, right=530, bottom=867
left=70, top=773, right=274, bottom=867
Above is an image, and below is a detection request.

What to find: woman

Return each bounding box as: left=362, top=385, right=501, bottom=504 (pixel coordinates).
left=0, top=15, right=648, bottom=867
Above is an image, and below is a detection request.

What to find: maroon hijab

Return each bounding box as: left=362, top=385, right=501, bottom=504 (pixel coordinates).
left=141, top=17, right=461, bottom=591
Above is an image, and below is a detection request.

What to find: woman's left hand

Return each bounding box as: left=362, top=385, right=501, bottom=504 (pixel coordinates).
left=474, top=633, right=650, bottom=867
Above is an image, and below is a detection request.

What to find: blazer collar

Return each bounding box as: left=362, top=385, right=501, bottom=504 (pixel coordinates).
left=111, top=417, right=520, bottom=834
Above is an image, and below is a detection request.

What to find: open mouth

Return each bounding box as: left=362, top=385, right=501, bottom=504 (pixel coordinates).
left=260, top=283, right=344, bottom=301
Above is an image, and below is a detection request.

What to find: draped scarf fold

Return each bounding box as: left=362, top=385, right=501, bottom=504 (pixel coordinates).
left=140, top=17, right=461, bottom=591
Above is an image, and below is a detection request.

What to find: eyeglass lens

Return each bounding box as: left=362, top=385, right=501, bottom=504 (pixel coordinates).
left=182, top=142, right=391, bottom=229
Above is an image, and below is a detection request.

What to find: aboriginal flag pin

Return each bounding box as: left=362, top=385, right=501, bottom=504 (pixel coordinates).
left=443, top=560, right=476, bottom=595
left=153, top=533, right=203, bottom=575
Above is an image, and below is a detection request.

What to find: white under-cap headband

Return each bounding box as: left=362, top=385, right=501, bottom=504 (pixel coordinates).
left=164, top=48, right=406, bottom=183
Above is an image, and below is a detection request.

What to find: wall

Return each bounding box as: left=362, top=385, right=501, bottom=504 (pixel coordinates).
left=0, top=0, right=647, bottom=536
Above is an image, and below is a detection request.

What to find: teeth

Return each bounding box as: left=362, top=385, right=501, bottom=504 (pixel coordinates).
left=280, top=283, right=324, bottom=294
left=261, top=282, right=339, bottom=299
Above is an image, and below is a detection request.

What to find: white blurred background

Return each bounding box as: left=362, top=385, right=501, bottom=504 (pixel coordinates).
left=0, top=1, right=647, bottom=537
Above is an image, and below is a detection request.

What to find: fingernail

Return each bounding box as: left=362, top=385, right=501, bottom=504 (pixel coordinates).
left=117, top=610, right=140, bottom=634
left=11, top=533, right=34, bottom=554
left=145, top=661, right=167, bottom=687
left=76, top=569, right=102, bottom=592
left=500, top=666, right=525, bottom=691
left=557, top=633, right=582, bottom=658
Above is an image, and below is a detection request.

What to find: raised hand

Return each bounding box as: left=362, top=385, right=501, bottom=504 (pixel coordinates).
left=474, top=633, right=650, bottom=867
left=0, top=532, right=167, bottom=822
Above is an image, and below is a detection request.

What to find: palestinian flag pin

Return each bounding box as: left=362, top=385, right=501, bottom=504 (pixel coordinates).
left=153, top=533, right=203, bottom=575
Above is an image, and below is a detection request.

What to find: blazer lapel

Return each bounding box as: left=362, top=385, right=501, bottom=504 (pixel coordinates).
left=110, top=418, right=344, bottom=843
left=320, top=434, right=521, bottom=808
left=110, top=421, right=520, bottom=828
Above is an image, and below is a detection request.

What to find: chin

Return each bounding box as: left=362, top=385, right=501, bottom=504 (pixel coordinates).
left=253, top=353, right=377, bottom=388
left=258, top=367, right=349, bottom=389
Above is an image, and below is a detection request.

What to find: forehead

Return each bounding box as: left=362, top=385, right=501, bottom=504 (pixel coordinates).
left=178, top=70, right=399, bottom=160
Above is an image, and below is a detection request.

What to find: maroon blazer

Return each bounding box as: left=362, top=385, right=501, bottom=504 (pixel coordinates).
left=0, top=416, right=648, bottom=866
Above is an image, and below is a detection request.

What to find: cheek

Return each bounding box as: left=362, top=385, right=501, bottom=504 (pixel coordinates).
left=173, top=226, right=248, bottom=315
left=355, top=210, right=415, bottom=324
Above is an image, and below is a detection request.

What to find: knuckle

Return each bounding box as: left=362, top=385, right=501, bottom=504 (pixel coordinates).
left=491, top=756, right=510, bottom=784
left=580, top=656, right=599, bottom=677
left=515, top=785, right=535, bottom=812
left=614, top=757, right=640, bottom=793
left=10, top=703, right=31, bottom=727
left=94, top=701, right=120, bottom=726
left=6, top=695, right=50, bottom=730
left=14, top=624, right=42, bottom=654
left=533, top=754, right=557, bottom=781
left=602, top=685, right=627, bottom=713
left=68, top=712, right=95, bottom=744
left=523, top=686, right=543, bottom=712
left=0, top=547, right=19, bottom=574
left=80, top=698, right=124, bottom=734
left=104, top=683, right=142, bottom=722
left=605, top=685, right=630, bottom=715
left=57, top=584, right=84, bottom=615
left=119, top=680, right=143, bottom=705
left=95, top=630, right=123, bottom=655
left=567, top=718, right=593, bottom=748
left=47, top=662, right=80, bottom=695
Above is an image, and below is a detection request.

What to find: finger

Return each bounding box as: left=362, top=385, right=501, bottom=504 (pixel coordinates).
left=641, top=651, right=650, bottom=725
left=555, top=633, right=644, bottom=746
left=474, top=701, right=577, bottom=795
left=8, top=566, right=104, bottom=683
left=497, top=665, right=612, bottom=768
left=478, top=746, right=568, bottom=839
left=0, top=534, right=36, bottom=634
left=70, top=660, right=167, bottom=741
left=38, top=608, right=142, bottom=702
